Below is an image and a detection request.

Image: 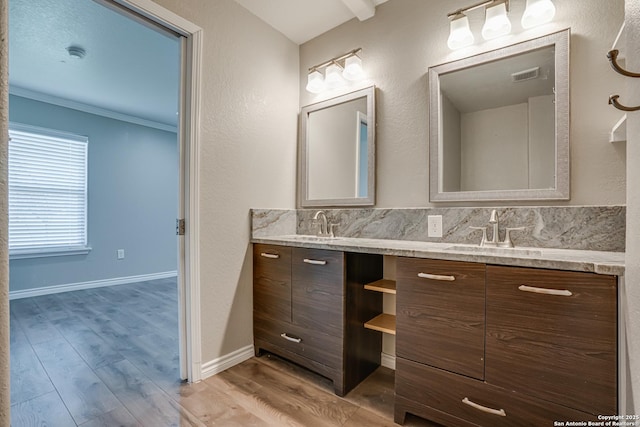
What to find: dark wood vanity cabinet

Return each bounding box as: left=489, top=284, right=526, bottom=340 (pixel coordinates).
left=395, top=260, right=618, bottom=427
left=253, top=243, right=383, bottom=396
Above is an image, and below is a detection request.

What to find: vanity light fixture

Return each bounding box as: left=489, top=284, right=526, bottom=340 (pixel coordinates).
left=325, top=62, right=347, bottom=89
left=305, top=48, right=364, bottom=93
left=447, top=0, right=555, bottom=50
left=521, top=0, right=556, bottom=29
left=481, top=1, right=511, bottom=40
left=447, top=13, right=475, bottom=50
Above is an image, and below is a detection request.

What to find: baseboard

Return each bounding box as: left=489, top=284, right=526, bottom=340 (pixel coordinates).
left=381, top=352, right=396, bottom=370
left=9, top=271, right=178, bottom=300
left=201, top=345, right=255, bottom=379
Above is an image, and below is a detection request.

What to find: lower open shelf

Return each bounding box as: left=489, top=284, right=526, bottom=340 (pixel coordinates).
left=364, top=313, right=396, bottom=335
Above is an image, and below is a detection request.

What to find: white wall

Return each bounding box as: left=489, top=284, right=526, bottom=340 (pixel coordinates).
left=460, top=103, right=529, bottom=191
left=149, top=0, right=299, bottom=363
left=528, top=94, right=556, bottom=189
left=625, top=0, right=640, bottom=414
left=300, top=0, right=626, bottom=207
left=0, top=0, right=9, bottom=421
left=441, top=94, right=461, bottom=192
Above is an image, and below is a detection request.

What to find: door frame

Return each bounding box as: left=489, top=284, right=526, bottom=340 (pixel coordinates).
left=105, top=0, right=203, bottom=382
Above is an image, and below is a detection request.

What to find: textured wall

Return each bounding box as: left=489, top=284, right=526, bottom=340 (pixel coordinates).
left=150, top=0, right=299, bottom=362
left=0, top=0, right=9, bottom=422
left=300, top=0, right=626, bottom=207
left=8, top=95, right=178, bottom=293
left=625, top=0, right=640, bottom=414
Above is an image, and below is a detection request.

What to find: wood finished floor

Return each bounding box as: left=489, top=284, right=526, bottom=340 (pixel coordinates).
left=10, top=279, right=436, bottom=426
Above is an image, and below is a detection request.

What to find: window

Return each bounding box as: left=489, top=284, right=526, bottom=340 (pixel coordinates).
left=8, top=123, right=90, bottom=258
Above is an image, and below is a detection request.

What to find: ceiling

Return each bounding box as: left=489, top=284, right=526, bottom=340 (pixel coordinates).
left=8, top=0, right=387, bottom=128
left=9, top=0, right=181, bottom=128
left=233, top=0, right=389, bottom=45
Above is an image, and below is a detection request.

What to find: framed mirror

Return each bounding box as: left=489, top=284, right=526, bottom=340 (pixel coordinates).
left=299, top=86, right=376, bottom=207
left=429, top=30, right=569, bottom=202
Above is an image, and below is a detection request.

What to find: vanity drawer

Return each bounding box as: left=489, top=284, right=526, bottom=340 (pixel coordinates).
left=395, top=357, right=599, bottom=427
left=396, top=257, right=486, bottom=380
left=254, top=315, right=342, bottom=369
left=292, top=248, right=345, bottom=335
left=253, top=244, right=292, bottom=322
left=486, top=265, right=617, bottom=415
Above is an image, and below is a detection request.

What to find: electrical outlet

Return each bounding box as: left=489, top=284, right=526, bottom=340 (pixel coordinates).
left=428, top=215, right=443, bottom=238
left=117, top=249, right=125, bottom=260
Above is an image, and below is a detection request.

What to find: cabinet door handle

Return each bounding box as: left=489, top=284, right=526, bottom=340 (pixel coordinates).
left=280, top=333, right=302, bottom=343
left=518, top=285, right=572, bottom=297
left=418, top=272, right=455, bottom=281
left=260, top=253, right=280, bottom=259
left=461, top=397, right=506, bottom=417
left=303, top=258, right=327, bottom=265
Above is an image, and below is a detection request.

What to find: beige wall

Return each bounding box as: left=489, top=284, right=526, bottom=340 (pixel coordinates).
left=625, top=0, right=640, bottom=414
left=300, top=0, right=626, bottom=207
left=0, top=0, right=9, bottom=421
left=148, top=0, right=299, bottom=362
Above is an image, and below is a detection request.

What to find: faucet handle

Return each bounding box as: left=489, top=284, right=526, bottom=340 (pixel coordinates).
left=328, top=223, right=340, bottom=238
left=501, top=227, right=526, bottom=248
left=469, top=226, right=488, bottom=246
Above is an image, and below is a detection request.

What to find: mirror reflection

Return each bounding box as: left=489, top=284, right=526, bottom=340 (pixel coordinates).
left=441, top=46, right=555, bottom=192
left=429, top=30, right=569, bottom=202
left=299, top=86, right=375, bottom=207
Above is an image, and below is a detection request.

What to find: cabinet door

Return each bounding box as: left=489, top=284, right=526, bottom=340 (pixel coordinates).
left=396, top=257, right=486, bottom=380
left=292, top=248, right=345, bottom=336
left=486, top=265, right=617, bottom=416
left=253, top=244, right=291, bottom=322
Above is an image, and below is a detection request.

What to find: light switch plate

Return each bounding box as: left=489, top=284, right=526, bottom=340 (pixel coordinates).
left=117, top=249, right=125, bottom=260
left=428, top=215, right=443, bottom=238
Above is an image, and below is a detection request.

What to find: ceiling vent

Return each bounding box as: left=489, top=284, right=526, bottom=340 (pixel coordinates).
left=511, top=67, right=540, bottom=82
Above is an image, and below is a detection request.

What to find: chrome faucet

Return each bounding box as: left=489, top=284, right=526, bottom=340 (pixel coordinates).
left=470, top=209, right=525, bottom=248
left=312, top=210, right=338, bottom=238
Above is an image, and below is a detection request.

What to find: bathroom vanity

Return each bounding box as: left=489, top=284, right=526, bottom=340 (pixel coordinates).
left=251, top=229, right=623, bottom=426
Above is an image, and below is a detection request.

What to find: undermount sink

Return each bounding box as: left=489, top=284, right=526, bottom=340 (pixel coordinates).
left=447, top=244, right=543, bottom=257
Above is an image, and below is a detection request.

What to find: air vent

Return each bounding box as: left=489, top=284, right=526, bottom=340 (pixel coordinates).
left=511, top=67, right=540, bottom=82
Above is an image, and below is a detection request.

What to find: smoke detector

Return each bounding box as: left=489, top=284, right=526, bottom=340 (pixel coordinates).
left=66, top=45, right=87, bottom=59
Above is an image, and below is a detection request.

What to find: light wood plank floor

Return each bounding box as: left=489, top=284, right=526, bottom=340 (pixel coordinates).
left=10, top=279, right=436, bottom=426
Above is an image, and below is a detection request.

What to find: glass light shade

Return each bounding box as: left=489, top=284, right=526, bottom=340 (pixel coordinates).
left=447, top=14, right=474, bottom=50
left=482, top=2, right=512, bottom=40
left=306, top=70, right=325, bottom=93
left=325, top=63, right=346, bottom=89
left=521, top=0, right=556, bottom=29
left=342, top=55, right=364, bottom=81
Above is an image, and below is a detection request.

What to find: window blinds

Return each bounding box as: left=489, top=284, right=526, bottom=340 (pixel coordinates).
left=8, top=123, right=88, bottom=255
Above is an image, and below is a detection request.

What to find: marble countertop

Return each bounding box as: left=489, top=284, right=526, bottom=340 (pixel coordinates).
left=251, top=235, right=625, bottom=276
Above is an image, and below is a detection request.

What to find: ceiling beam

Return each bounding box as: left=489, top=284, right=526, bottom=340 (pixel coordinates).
left=340, top=0, right=376, bottom=21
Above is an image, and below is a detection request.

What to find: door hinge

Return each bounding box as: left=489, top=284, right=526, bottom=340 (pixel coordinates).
left=176, top=219, right=186, bottom=236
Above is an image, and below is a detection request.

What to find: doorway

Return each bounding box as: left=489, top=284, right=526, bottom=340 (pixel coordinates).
left=7, top=0, right=202, bottom=384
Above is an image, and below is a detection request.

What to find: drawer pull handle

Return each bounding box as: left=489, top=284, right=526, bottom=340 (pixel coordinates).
left=462, top=397, right=506, bottom=417
left=260, top=253, right=280, bottom=259
left=418, top=272, right=455, bottom=281
left=280, top=333, right=302, bottom=343
left=303, top=258, right=327, bottom=265
left=518, top=285, right=572, bottom=297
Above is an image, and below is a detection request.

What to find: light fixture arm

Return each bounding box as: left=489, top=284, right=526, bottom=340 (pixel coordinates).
left=447, top=0, right=509, bottom=19
left=308, top=48, right=362, bottom=72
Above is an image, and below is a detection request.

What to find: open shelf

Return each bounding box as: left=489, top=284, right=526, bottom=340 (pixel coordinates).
left=364, top=279, right=396, bottom=294
left=610, top=114, right=627, bottom=143
left=364, top=313, right=396, bottom=335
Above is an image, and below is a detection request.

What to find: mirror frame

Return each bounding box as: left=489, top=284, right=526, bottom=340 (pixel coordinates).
left=298, top=86, right=376, bottom=207
left=429, top=30, right=570, bottom=202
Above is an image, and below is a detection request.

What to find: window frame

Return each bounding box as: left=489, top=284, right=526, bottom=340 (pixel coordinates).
left=8, top=122, right=91, bottom=259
